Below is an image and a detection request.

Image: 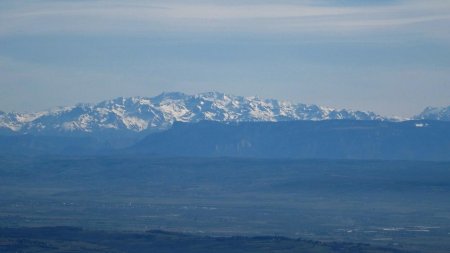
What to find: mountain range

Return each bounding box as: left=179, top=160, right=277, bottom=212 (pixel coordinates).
left=0, top=91, right=390, bottom=135
left=1, top=92, right=448, bottom=136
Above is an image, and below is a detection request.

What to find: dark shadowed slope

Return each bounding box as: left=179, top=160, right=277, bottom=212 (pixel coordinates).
left=132, top=120, right=450, bottom=160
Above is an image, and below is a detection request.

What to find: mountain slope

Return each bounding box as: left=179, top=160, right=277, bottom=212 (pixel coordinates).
left=0, top=92, right=384, bottom=135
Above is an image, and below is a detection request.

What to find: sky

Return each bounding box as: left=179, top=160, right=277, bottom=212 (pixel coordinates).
left=0, top=0, right=449, bottom=117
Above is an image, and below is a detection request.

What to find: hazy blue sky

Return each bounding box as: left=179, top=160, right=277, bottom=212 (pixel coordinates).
left=0, top=0, right=449, bottom=117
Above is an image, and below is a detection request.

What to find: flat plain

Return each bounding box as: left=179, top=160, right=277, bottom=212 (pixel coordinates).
left=0, top=156, right=449, bottom=252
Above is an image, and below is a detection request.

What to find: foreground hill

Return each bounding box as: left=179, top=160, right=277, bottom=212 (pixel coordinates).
left=132, top=120, right=450, bottom=160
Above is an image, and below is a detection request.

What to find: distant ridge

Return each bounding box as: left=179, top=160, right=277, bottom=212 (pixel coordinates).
left=0, top=92, right=385, bottom=134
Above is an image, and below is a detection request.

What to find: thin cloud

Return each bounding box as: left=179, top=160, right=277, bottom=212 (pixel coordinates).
left=0, top=0, right=449, bottom=37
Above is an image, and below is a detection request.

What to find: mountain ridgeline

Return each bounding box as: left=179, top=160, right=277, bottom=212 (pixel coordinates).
left=414, top=106, right=450, bottom=121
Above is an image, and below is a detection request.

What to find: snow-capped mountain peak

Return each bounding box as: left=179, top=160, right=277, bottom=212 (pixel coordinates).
left=414, top=106, right=450, bottom=121
left=0, top=92, right=388, bottom=134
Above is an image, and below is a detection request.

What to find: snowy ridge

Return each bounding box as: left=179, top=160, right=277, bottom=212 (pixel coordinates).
left=414, top=106, right=450, bottom=121
left=0, top=92, right=386, bottom=134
